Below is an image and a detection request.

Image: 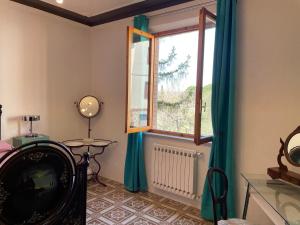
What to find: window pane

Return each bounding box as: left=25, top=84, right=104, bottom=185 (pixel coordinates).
left=129, top=33, right=150, bottom=128
left=201, top=18, right=215, bottom=137
left=153, top=31, right=198, bottom=134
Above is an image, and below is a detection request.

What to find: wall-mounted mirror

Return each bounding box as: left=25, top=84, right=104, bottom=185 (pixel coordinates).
left=285, top=133, right=300, bottom=166
left=75, top=95, right=103, bottom=138
left=268, top=126, right=300, bottom=186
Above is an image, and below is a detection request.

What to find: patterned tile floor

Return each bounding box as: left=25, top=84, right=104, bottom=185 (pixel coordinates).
left=87, top=177, right=212, bottom=225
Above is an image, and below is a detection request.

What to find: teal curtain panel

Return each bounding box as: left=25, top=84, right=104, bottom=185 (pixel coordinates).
left=133, top=15, right=149, bottom=32
left=201, top=0, right=237, bottom=220
left=124, top=132, right=147, bottom=192
left=133, top=15, right=149, bottom=42
left=124, top=15, right=149, bottom=192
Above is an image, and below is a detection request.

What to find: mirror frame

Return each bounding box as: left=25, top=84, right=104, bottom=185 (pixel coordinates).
left=284, top=126, right=300, bottom=167
left=78, top=95, right=101, bottom=119
left=268, top=126, right=300, bottom=187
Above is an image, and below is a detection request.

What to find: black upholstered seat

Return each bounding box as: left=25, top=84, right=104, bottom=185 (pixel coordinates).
left=0, top=140, right=88, bottom=225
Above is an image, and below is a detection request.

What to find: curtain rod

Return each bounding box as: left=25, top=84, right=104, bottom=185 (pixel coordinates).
left=147, top=0, right=216, bottom=18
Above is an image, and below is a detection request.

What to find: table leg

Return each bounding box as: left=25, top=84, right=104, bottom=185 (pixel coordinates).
left=242, top=182, right=250, bottom=219
left=92, top=156, right=107, bottom=187
left=91, top=147, right=106, bottom=186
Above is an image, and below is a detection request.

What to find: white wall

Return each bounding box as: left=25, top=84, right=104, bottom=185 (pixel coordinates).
left=90, top=10, right=212, bottom=207
left=1, top=0, right=300, bottom=221
left=90, top=0, right=300, bottom=220
left=236, top=0, right=300, bottom=223
left=0, top=0, right=213, bottom=209
left=0, top=0, right=91, bottom=141
left=90, top=19, right=129, bottom=185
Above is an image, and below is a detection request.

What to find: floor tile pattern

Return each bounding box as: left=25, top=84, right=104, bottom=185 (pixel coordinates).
left=87, top=177, right=212, bottom=225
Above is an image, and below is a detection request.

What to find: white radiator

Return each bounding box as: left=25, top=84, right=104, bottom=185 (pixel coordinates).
left=152, top=144, right=204, bottom=199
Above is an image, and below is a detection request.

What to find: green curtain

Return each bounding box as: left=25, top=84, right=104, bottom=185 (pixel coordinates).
left=201, top=0, right=237, bottom=220
left=124, top=132, right=147, bottom=192
left=124, top=15, right=149, bottom=192
left=133, top=15, right=149, bottom=42
left=133, top=15, right=149, bottom=32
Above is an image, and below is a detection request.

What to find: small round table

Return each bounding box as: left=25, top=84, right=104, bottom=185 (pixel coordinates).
left=63, top=138, right=116, bottom=186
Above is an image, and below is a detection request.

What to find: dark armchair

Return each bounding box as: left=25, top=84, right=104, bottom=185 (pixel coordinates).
left=0, top=140, right=89, bottom=225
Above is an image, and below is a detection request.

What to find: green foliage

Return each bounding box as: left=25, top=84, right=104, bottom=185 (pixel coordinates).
left=156, top=46, right=212, bottom=135
left=158, top=47, right=191, bottom=85
left=201, top=84, right=213, bottom=136
left=157, top=86, right=195, bottom=109
left=156, top=84, right=212, bottom=135
left=157, top=86, right=196, bottom=134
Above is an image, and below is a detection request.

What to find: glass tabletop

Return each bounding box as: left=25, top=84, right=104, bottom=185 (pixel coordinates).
left=241, top=174, right=300, bottom=225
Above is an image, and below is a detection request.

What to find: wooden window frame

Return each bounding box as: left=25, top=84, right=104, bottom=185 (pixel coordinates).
left=125, top=27, right=155, bottom=133
left=149, top=25, right=200, bottom=141
left=153, top=25, right=199, bottom=38
left=194, top=8, right=216, bottom=145
left=125, top=8, right=216, bottom=145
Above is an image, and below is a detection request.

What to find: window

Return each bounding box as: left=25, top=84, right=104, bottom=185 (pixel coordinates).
left=125, top=27, right=154, bottom=133
left=153, top=31, right=198, bottom=136
left=125, top=8, right=216, bottom=145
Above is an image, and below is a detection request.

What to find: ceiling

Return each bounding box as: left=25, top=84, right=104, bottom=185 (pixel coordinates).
left=41, top=0, right=145, bottom=17
left=11, top=0, right=197, bottom=26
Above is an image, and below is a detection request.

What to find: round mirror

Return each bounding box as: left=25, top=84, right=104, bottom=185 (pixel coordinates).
left=284, top=129, right=300, bottom=167
left=78, top=96, right=100, bottom=118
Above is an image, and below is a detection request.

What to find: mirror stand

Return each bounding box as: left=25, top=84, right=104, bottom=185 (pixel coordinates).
left=268, top=131, right=300, bottom=186
left=88, top=117, right=91, bottom=138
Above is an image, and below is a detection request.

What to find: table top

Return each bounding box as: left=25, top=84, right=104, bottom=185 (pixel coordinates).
left=242, top=174, right=300, bottom=225
left=63, top=138, right=116, bottom=148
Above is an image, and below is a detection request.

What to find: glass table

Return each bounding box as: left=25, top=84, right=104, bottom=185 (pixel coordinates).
left=242, top=174, right=300, bottom=225
left=63, top=138, right=117, bottom=186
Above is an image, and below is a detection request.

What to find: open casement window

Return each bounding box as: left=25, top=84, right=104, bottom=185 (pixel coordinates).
left=125, top=27, right=154, bottom=133
left=194, top=8, right=216, bottom=145
left=125, top=8, right=216, bottom=146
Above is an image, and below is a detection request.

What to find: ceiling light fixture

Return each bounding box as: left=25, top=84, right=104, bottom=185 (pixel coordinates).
left=56, top=0, right=63, bottom=4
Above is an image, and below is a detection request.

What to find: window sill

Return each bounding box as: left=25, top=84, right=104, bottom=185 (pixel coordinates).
left=144, top=130, right=213, bottom=145
left=144, top=131, right=194, bottom=142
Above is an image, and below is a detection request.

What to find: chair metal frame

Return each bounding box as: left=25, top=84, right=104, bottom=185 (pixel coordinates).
left=207, top=167, right=229, bottom=225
